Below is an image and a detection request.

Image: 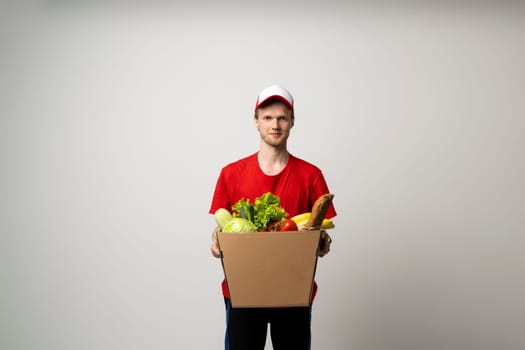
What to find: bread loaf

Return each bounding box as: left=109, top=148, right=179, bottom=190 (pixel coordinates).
left=304, top=193, right=334, bottom=229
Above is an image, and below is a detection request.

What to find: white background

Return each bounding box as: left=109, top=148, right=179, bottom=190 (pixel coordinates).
left=1, top=1, right=524, bottom=349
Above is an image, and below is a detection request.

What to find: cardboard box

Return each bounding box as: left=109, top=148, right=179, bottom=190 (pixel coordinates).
left=217, top=230, right=321, bottom=308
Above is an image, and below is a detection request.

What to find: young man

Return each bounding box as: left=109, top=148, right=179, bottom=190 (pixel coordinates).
left=209, top=84, right=336, bottom=350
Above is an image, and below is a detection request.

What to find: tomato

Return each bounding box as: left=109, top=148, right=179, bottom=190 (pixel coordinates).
left=267, top=221, right=281, bottom=231
left=266, top=219, right=298, bottom=232
left=279, top=219, right=298, bottom=232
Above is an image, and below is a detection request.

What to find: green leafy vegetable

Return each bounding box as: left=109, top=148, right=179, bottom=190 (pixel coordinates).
left=232, top=192, right=288, bottom=231
left=214, top=208, right=233, bottom=229
left=222, top=218, right=257, bottom=233
left=232, top=199, right=254, bottom=223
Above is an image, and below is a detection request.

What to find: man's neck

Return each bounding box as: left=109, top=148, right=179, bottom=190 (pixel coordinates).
left=257, top=145, right=289, bottom=176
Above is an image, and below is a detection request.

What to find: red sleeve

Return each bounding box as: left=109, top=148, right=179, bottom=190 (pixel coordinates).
left=209, top=169, right=231, bottom=215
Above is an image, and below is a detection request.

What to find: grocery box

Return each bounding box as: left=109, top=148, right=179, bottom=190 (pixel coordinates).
left=217, top=230, right=321, bottom=308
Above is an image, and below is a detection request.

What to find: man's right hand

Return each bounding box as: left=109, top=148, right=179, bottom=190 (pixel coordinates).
left=211, top=227, right=221, bottom=258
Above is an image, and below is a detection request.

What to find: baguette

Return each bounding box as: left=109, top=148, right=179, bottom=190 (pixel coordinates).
left=304, top=193, right=334, bottom=229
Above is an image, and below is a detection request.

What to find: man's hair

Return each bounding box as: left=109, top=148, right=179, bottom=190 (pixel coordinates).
left=254, top=100, right=295, bottom=119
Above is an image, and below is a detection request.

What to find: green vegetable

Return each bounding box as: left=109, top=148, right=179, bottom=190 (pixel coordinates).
left=222, top=218, right=257, bottom=233
left=239, top=206, right=248, bottom=220
left=232, top=192, right=288, bottom=231
left=214, top=208, right=233, bottom=229
left=232, top=199, right=254, bottom=223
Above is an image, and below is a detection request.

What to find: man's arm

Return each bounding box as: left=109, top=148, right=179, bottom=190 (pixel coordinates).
left=211, top=227, right=221, bottom=258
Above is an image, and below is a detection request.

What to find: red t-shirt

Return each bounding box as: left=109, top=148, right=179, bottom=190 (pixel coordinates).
left=210, top=152, right=337, bottom=300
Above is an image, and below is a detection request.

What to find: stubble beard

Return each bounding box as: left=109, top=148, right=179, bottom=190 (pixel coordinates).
left=261, top=132, right=288, bottom=150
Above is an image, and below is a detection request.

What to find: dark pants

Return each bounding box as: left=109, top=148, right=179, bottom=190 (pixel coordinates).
left=224, top=298, right=312, bottom=350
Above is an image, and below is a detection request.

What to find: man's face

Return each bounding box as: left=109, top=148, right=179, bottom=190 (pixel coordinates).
left=254, top=101, right=294, bottom=148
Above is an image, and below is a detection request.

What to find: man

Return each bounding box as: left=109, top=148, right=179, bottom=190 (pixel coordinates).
left=209, top=84, right=336, bottom=350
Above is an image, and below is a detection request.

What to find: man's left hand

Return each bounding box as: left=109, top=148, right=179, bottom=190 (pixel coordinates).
left=318, top=230, right=332, bottom=257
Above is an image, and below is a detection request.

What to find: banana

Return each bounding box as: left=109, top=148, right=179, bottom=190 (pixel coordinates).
left=291, top=212, right=335, bottom=229
left=290, top=212, right=311, bottom=225
left=322, top=218, right=335, bottom=229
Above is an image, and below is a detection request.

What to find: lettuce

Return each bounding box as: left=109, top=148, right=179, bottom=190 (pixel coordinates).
left=214, top=208, right=233, bottom=230
left=232, top=192, right=288, bottom=231
left=222, top=218, right=257, bottom=233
